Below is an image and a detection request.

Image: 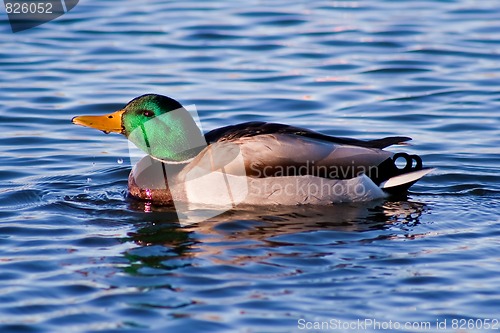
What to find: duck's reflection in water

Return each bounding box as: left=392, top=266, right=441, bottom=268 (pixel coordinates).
left=123, top=200, right=428, bottom=270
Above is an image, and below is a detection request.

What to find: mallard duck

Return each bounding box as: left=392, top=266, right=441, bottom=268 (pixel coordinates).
left=72, top=94, right=433, bottom=206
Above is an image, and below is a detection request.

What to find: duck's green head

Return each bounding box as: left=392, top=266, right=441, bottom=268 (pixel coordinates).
left=72, top=94, right=206, bottom=162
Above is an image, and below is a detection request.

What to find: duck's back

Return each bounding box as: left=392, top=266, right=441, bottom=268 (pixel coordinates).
left=205, top=121, right=411, bottom=149
left=202, top=122, right=414, bottom=186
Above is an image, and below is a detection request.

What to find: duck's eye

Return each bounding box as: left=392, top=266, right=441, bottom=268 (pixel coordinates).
left=140, top=110, right=155, bottom=117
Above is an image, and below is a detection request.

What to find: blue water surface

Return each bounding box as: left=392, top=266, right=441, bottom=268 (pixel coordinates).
left=0, top=0, right=499, bottom=332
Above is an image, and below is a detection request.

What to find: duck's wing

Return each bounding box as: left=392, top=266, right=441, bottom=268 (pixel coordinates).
left=227, top=133, right=394, bottom=180
left=197, top=122, right=394, bottom=181
left=203, top=122, right=413, bottom=181
left=205, top=121, right=411, bottom=149
left=200, top=122, right=430, bottom=190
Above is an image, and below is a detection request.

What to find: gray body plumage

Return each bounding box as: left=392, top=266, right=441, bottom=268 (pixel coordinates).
left=128, top=121, right=431, bottom=206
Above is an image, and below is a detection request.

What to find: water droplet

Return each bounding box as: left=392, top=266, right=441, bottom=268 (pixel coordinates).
left=117, top=158, right=123, bottom=164
left=84, top=188, right=89, bottom=193
left=145, top=188, right=152, bottom=199
left=86, top=177, right=92, bottom=183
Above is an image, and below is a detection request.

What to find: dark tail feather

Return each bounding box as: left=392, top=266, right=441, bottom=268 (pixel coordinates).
left=365, top=136, right=412, bottom=149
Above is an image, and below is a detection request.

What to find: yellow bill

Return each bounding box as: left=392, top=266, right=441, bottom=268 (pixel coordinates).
left=72, top=109, right=125, bottom=134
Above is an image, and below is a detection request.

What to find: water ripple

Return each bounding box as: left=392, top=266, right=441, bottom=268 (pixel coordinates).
left=0, top=0, right=499, bottom=331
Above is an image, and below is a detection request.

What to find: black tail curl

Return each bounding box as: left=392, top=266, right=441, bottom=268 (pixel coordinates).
left=368, top=152, right=424, bottom=188
left=392, top=153, right=423, bottom=172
